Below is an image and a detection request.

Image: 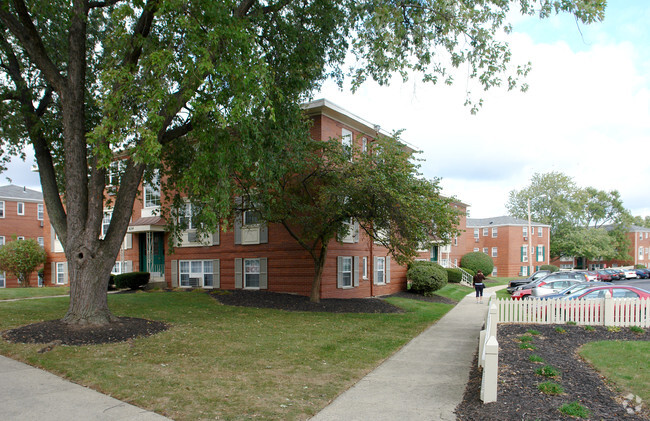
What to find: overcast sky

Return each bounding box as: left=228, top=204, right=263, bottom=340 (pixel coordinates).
left=4, top=2, right=649, bottom=219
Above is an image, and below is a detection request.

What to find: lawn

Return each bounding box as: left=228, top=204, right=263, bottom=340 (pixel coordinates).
left=0, top=286, right=69, bottom=300
left=579, top=340, right=650, bottom=404
left=0, top=291, right=454, bottom=420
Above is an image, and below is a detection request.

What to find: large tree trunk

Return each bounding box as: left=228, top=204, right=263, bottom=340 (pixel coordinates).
left=62, top=249, right=118, bottom=325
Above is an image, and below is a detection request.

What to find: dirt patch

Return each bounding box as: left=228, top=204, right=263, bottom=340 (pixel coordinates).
left=455, top=323, right=650, bottom=420
left=2, top=317, right=169, bottom=346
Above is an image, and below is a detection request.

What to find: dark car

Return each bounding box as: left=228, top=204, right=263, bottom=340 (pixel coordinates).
left=596, top=270, right=613, bottom=282
left=506, top=270, right=551, bottom=294
left=606, top=268, right=624, bottom=280
left=635, top=269, right=650, bottom=279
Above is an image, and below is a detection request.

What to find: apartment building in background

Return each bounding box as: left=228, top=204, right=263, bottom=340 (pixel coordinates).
left=0, top=185, right=45, bottom=287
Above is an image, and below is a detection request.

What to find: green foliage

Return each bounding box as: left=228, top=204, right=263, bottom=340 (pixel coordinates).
left=555, top=327, right=567, bottom=334
left=445, top=268, right=464, bottom=283
left=558, top=401, right=591, bottom=418
left=526, top=329, right=541, bottom=335
left=114, top=272, right=150, bottom=290
left=538, top=381, right=564, bottom=395
left=408, top=261, right=448, bottom=295
left=519, top=342, right=536, bottom=350
left=630, top=326, right=644, bottom=334
left=529, top=354, right=544, bottom=363
left=540, top=264, right=559, bottom=272
left=536, top=365, right=560, bottom=378
left=607, top=326, right=621, bottom=333
left=519, top=335, right=533, bottom=343
left=460, top=252, right=494, bottom=275
left=0, top=238, right=47, bottom=287
left=566, top=321, right=577, bottom=326
left=584, top=325, right=595, bottom=332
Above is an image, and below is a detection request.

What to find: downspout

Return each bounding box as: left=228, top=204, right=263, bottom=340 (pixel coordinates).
left=369, top=222, right=374, bottom=297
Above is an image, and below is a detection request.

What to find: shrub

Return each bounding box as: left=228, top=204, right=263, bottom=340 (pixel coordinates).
left=114, top=272, right=150, bottom=290
left=555, top=327, right=567, bottom=334
left=519, top=342, right=536, bottom=350
left=408, top=261, right=448, bottom=295
left=0, top=238, right=47, bottom=287
left=536, top=365, right=560, bottom=378
left=629, top=326, right=644, bottom=334
left=107, top=274, right=116, bottom=291
left=584, top=325, right=595, bottom=332
left=445, top=268, right=464, bottom=283
left=526, top=329, right=541, bottom=336
left=558, top=401, right=590, bottom=418
left=540, top=264, right=559, bottom=273
left=460, top=252, right=493, bottom=276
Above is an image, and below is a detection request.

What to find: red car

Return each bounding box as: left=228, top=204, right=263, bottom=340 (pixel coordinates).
left=596, top=270, right=613, bottom=282
left=566, top=285, right=650, bottom=300
left=511, top=288, right=533, bottom=300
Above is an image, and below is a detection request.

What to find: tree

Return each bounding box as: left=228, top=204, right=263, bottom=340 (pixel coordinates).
left=507, top=172, right=631, bottom=261
left=0, top=238, right=47, bottom=287
left=0, top=1, right=605, bottom=325
left=240, top=132, right=460, bottom=303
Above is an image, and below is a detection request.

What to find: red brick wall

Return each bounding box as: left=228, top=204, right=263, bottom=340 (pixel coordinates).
left=0, top=199, right=44, bottom=287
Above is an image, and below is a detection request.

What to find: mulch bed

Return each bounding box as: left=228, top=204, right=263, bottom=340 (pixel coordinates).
left=2, top=317, right=168, bottom=346
left=208, top=288, right=456, bottom=313
left=455, top=323, right=650, bottom=420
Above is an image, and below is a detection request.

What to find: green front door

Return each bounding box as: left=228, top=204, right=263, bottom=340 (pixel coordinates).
left=139, top=232, right=165, bottom=275
left=430, top=245, right=439, bottom=262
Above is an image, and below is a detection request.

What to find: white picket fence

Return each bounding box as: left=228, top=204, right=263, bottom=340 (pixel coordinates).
left=497, top=294, right=650, bottom=327
left=478, top=293, right=649, bottom=403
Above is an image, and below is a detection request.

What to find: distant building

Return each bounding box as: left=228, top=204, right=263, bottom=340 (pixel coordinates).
left=0, top=185, right=45, bottom=287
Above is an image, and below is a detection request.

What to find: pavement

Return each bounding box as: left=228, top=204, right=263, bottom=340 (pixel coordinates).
left=310, top=285, right=504, bottom=421
left=0, top=285, right=503, bottom=421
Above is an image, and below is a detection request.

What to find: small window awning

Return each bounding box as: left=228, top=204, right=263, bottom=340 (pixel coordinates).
left=128, top=216, right=166, bottom=233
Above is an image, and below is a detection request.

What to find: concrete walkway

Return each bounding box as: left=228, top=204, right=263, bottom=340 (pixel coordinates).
left=0, top=355, right=171, bottom=421
left=311, top=286, right=503, bottom=421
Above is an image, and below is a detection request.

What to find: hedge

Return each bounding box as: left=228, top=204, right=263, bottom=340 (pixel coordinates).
left=460, top=252, right=494, bottom=276
left=114, top=272, right=150, bottom=290
left=408, top=261, right=448, bottom=295
left=539, top=264, right=559, bottom=273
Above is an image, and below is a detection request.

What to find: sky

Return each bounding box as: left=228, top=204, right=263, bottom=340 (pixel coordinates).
left=3, top=1, right=650, bottom=219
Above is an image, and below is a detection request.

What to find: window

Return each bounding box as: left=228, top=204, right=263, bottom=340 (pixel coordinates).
left=492, top=227, right=497, bottom=238
left=17, top=202, right=24, bottom=215
left=473, top=248, right=479, bottom=252
left=37, top=237, right=44, bottom=247
left=521, top=245, right=528, bottom=262
left=17, top=236, right=24, bottom=241
left=112, top=260, right=132, bottom=275
left=362, top=137, right=368, bottom=153
left=56, top=262, right=67, bottom=285
left=376, top=257, right=385, bottom=284
left=522, top=226, right=528, bottom=237
left=520, top=266, right=529, bottom=276
left=340, top=218, right=358, bottom=243
left=537, top=246, right=544, bottom=262
left=453, top=237, right=458, bottom=246
left=101, top=210, right=112, bottom=238
left=492, top=247, right=497, bottom=258
left=482, top=247, right=488, bottom=254
left=640, top=233, right=644, bottom=240
left=107, top=160, right=125, bottom=186
left=340, top=256, right=352, bottom=287
left=640, top=247, right=644, bottom=259
left=0, top=201, right=4, bottom=218
left=179, top=260, right=216, bottom=288
left=37, top=204, right=44, bottom=220
left=538, top=227, right=543, bottom=237
left=473, top=229, right=479, bottom=239
left=341, top=128, right=353, bottom=160
left=244, top=258, right=261, bottom=288
left=491, top=268, right=497, bottom=277
left=362, top=256, right=368, bottom=279
left=243, top=209, right=261, bottom=226
left=0, top=236, right=4, bottom=246
left=531, top=227, right=535, bottom=235
left=0, top=271, right=4, bottom=288
left=144, top=172, right=161, bottom=208
left=613, top=289, right=640, bottom=299
left=482, top=228, right=488, bottom=236
left=180, top=202, right=197, bottom=230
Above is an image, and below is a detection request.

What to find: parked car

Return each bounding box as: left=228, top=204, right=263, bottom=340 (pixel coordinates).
left=635, top=269, right=650, bottom=279
left=622, top=268, right=638, bottom=279
left=542, top=281, right=609, bottom=300
left=576, top=270, right=599, bottom=282
left=564, top=285, right=650, bottom=300
left=511, top=271, right=589, bottom=293
left=596, top=270, right=613, bottom=282
left=511, top=288, right=533, bottom=300
left=507, top=270, right=551, bottom=294
left=531, top=279, right=584, bottom=297
left=603, top=269, right=622, bottom=280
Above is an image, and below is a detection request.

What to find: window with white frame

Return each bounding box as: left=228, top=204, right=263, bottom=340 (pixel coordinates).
left=538, top=227, right=543, bottom=237
left=531, top=227, right=535, bottom=235
left=340, top=256, right=352, bottom=287
left=179, top=260, right=215, bottom=288
left=473, top=229, right=479, bottom=239
left=491, top=267, right=497, bottom=276
left=521, top=245, right=528, bottom=262
left=341, top=128, right=353, bottom=160
left=362, top=137, right=368, bottom=153
left=537, top=246, right=544, bottom=262
left=362, top=256, right=368, bottom=279
left=473, top=247, right=479, bottom=252
left=0, top=201, right=4, bottom=218
left=37, top=237, right=44, bottom=247
left=640, top=232, right=644, bottom=240
left=56, top=262, right=67, bottom=284
left=522, top=226, right=528, bottom=237
left=112, top=260, right=130, bottom=275
left=243, top=208, right=261, bottom=226
left=492, top=227, right=497, bottom=237
left=180, top=202, right=197, bottom=230
left=492, top=247, right=497, bottom=258
left=0, top=271, right=5, bottom=288
left=0, top=236, right=4, bottom=246
left=453, top=236, right=458, bottom=246
left=640, top=247, right=644, bottom=259
left=37, top=204, right=44, bottom=220
left=520, top=266, right=529, bottom=276
left=483, top=247, right=488, bottom=254
left=482, top=228, right=488, bottom=236
left=376, top=257, right=385, bottom=284
left=244, top=258, right=261, bottom=288
left=17, top=202, right=24, bottom=215
left=101, top=210, right=112, bottom=238
left=107, top=160, right=125, bottom=186
left=17, top=236, right=24, bottom=241
left=144, top=172, right=161, bottom=208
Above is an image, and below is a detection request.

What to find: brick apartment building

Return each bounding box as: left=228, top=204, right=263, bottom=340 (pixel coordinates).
left=43, top=99, right=427, bottom=298
left=0, top=185, right=45, bottom=287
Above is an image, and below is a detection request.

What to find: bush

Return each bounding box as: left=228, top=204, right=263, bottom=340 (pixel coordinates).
left=408, top=261, right=447, bottom=295
left=540, top=264, right=559, bottom=272
left=460, top=252, right=493, bottom=276
left=445, top=268, right=464, bottom=283
left=114, top=272, right=150, bottom=290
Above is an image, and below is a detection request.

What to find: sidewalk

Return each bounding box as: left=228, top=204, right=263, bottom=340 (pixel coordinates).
left=0, top=355, right=171, bottom=421
left=311, top=285, right=503, bottom=421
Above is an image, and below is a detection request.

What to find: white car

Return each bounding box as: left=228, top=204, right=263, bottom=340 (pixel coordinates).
left=531, top=279, right=583, bottom=297
left=622, top=269, right=637, bottom=279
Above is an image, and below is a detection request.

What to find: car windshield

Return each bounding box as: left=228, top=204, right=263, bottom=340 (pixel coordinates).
left=556, top=283, right=591, bottom=295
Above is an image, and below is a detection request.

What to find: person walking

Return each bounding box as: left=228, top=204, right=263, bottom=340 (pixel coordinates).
left=473, top=270, right=486, bottom=303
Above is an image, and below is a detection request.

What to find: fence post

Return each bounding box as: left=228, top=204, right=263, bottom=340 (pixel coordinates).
left=489, top=302, right=498, bottom=333
left=480, top=335, right=499, bottom=403
left=603, top=291, right=613, bottom=326
left=479, top=329, right=486, bottom=368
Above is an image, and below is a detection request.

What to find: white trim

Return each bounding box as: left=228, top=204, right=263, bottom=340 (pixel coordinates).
left=17, top=202, right=24, bottom=215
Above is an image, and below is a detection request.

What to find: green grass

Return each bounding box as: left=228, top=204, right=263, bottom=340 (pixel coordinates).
left=536, top=365, right=560, bottom=378
left=0, top=291, right=453, bottom=421
left=526, top=329, right=541, bottom=336
left=434, top=283, right=473, bottom=302
left=0, top=286, right=69, bottom=300
left=529, top=354, right=544, bottom=363
left=558, top=401, right=591, bottom=418
left=579, top=340, right=650, bottom=404
left=538, top=381, right=564, bottom=395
